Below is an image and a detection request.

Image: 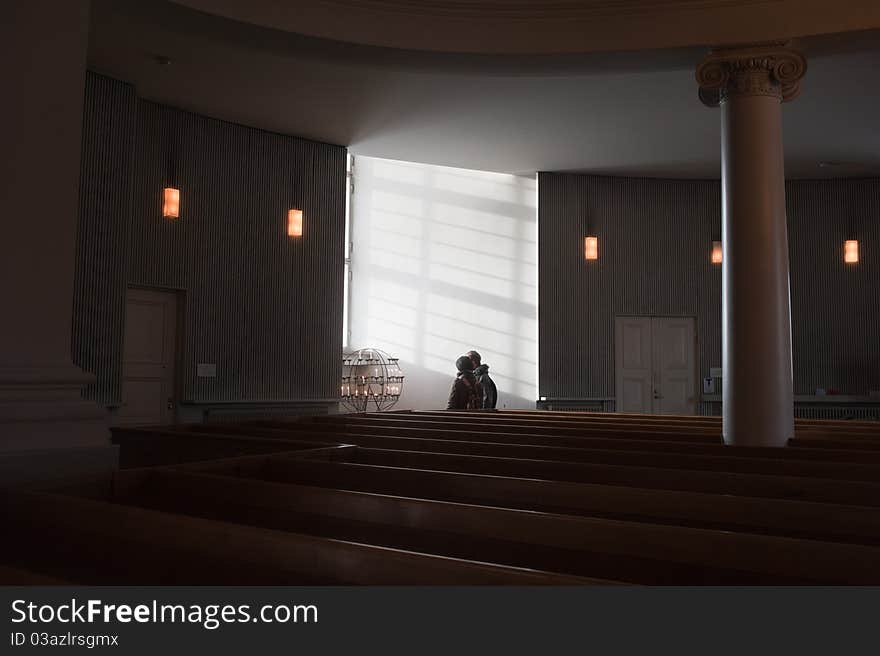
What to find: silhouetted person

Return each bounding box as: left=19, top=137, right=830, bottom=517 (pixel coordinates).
left=447, top=355, right=482, bottom=410
left=468, top=350, right=498, bottom=409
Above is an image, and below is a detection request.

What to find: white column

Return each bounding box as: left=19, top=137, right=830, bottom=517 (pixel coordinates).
left=697, top=46, right=806, bottom=447
left=0, top=1, right=108, bottom=468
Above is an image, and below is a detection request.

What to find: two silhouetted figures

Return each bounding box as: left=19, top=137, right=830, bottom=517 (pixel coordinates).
left=446, top=350, right=497, bottom=410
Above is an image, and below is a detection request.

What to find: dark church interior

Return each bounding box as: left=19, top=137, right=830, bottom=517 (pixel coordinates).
left=3, top=0, right=880, bottom=587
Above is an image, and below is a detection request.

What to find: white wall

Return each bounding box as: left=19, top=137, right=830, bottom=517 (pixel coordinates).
left=349, top=156, right=537, bottom=410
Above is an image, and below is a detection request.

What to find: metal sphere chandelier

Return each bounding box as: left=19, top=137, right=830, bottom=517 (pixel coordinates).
left=340, top=348, right=405, bottom=412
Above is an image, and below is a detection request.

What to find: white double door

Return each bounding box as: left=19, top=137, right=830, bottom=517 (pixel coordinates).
left=614, top=316, right=696, bottom=415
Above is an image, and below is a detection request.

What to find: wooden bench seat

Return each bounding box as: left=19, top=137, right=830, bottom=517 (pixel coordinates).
left=309, top=415, right=722, bottom=441
left=789, top=437, right=880, bottom=451
left=164, top=424, right=880, bottom=481
left=179, top=451, right=880, bottom=546
left=0, top=564, right=71, bottom=585
left=122, top=460, right=880, bottom=584
left=0, top=488, right=595, bottom=585
left=110, top=426, right=341, bottom=467
left=360, top=411, right=880, bottom=441
left=11, top=406, right=880, bottom=585
left=404, top=410, right=880, bottom=438
left=222, top=420, right=880, bottom=465
left=408, top=410, right=722, bottom=429
left=499, top=409, right=880, bottom=430
left=301, top=446, right=880, bottom=507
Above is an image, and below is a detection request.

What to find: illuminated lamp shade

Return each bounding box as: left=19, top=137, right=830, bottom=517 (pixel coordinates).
left=287, top=209, right=303, bottom=237
left=844, top=240, right=859, bottom=264
left=162, top=187, right=180, bottom=219
left=711, top=241, right=723, bottom=264
left=584, top=236, right=598, bottom=260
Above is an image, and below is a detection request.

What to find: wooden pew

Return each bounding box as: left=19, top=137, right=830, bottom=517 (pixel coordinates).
left=278, top=416, right=724, bottom=444
left=309, top=414, right=722, bottom=442
left=299, top=446, right=880, bottom=507
left=409, top=409, right=721, bottom=429
left=232, top=420, right=880, bottom=465
left=110, top=425, right=346, bottom=468
left=173, top=423, right=880, bottom=481
left=179, top=451, right=880, bottom=546
left=407, top=410, right=880, bottom=439
left=0, top=564, right=70, bottom=585
left=0, top=488, right=595, bottom=585
left=525, top=409, right=880, bottom=433
left=134, top=459, right=880, bottom=584
left=309, top=412, right=880, bottom=450
left=501, top=409, right=880, bottom=430
left=789, top=437, right=880, bottom=452
left=791, top=431, right=880, bottom=444
left=371, top=411, right=880, bottom=441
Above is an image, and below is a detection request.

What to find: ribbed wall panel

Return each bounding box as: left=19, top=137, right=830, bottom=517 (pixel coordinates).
left=73, top=74, right=346, bottom=405
left=72, top=72, right=137, bottom=406
left=539, top=173, right=880, bottom=399
left=787, top=178, right=880, bottom=395
left=538, top=173, right=722, bottom=399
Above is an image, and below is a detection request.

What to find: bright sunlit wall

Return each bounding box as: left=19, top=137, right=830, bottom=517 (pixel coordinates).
left=349, top=156, right=537, bottom=409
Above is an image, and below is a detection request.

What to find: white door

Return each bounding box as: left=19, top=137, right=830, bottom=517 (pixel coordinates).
left=614, top=317, right=653, bottom=413
left=615, top=316, right=696, bottom=415
left=118, top=288, right=179, bottom=425
left=652, top=317, right=696, bottom=415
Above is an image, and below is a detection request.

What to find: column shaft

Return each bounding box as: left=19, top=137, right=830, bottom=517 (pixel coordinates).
left=697, top=45, right=806, bottom=447
left=721, top=94, right=793, bottom=446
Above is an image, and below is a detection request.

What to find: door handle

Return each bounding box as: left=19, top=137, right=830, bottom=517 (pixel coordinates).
left=167, top=398, right=175, bottom=410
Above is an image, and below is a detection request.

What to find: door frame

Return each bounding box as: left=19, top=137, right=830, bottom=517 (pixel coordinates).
left=119, top=285, right=186, bottom=424
left=614, top=314, right=699, bottom=415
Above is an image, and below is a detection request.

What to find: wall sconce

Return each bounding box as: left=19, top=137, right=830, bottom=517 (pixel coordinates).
left=584, top=236, right=598, bottom=260
left=163, top=187, right=180, bottom=219
left=711, top=241, right=722, bottom=264
left=844, top=240, right=859, bottom=264
left=288, top=209, right=303, bottom=237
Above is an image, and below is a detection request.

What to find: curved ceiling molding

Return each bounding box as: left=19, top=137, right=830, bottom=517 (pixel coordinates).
left=88, top=1, right=880, bottom=179
left=172, top=0, right=880, bottom=54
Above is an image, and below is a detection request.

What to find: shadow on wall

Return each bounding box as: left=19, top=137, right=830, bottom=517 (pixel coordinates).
left=349, top=157, right=537, bottom=409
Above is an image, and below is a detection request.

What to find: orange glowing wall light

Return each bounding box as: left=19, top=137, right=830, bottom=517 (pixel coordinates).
left=163, top=187, right=180, bottom=219
left=711, top=241, right=722, bottom=264
left=844, top=240, right=859, bottom=264
left=288, top=209, right=303, bottom=237
left=584, top=236, right=598, bottom=260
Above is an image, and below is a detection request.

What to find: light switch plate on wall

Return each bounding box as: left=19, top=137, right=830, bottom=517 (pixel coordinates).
left=197, top=363, right=217, bottom=378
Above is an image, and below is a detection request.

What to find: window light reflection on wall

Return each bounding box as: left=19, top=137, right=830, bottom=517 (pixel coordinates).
left=288, top=209, right=303, bottom=237
left=844, top=240, right=859, bottom=264
left=163, top=187, right=180, bottom=219
left=584, top=236, right=598, bottom=260
left=711, top=241, right=722, bottom=264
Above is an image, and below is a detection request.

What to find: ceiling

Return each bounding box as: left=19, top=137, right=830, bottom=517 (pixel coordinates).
left=87, top=1, right=880, bottom=178
left=172, top=0, right=880, bottom=55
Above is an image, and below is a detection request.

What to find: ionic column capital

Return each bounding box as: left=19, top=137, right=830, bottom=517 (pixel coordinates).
left=696, top=44, right=806, bottom=107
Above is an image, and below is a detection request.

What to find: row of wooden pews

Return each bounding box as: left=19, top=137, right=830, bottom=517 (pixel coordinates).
left=3, top=409, right=880, bottom=584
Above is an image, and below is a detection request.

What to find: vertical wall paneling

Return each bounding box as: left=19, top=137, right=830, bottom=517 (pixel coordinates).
left=73, top=73, right=347, bottom=407
left=72, top=72, right=136, bottom=406
left=539, top=172, right=880, bottom=401
left=787, top=178, right=880, bottom=395
left=538, top=173, right=721, bottom=400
